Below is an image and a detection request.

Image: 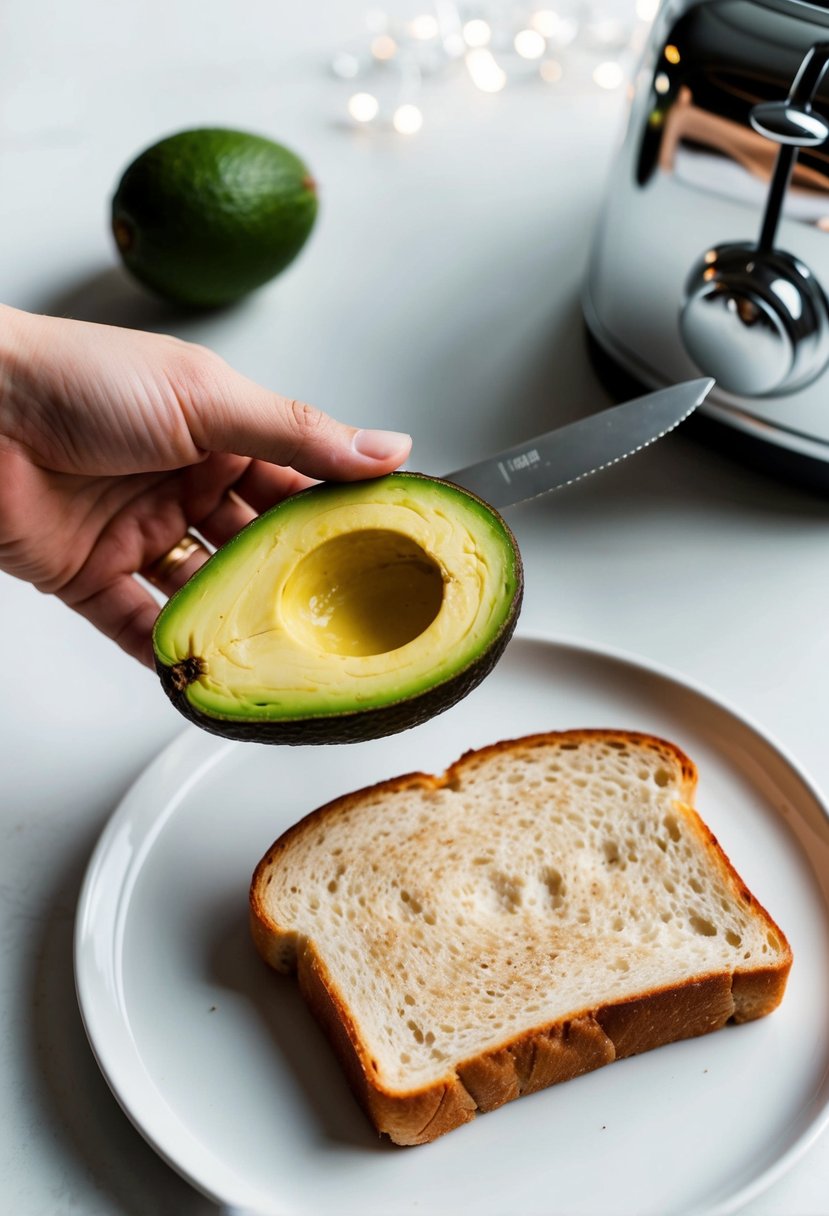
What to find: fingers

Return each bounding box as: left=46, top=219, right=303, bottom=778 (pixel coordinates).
left=143, top=533, right=212, bottom=596
left=196, top=488, right=257, bottom=548
left=181, top=364, right=411, bottom=481
left=231, top=460, right=316, bottom=512
left=61, top=471, right=306, bottom=667
left=56, top=459, right=280, bottom=665
left=179, top=450, right=316, bottom=522
left=67, top=527, right=215, bottom=668
left=63, top=575, right=160, bottom=669
left=50, top=332, right=414, bottom=669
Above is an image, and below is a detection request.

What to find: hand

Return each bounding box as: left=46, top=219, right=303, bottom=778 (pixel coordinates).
left=0, top=305, right=411, bottom=667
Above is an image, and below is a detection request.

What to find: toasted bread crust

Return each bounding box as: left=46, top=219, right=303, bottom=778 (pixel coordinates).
left=249, top=729, right=793, bottom=1145
left=288, top=943, right=783, bottom=1145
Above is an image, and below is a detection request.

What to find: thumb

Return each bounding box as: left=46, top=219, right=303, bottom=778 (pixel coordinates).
left=186, top=363, right=411, bottom=481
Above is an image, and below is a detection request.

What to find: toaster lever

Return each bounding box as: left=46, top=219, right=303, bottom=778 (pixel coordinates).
left=679, top=44, right=829, bottom=398
left=751, top=43, right=829, bottom=252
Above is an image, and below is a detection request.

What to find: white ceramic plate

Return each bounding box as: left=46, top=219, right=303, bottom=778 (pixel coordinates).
left=75, top=634, right=829, bottom=1216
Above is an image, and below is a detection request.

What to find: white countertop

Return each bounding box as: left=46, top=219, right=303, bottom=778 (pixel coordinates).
left=2, top=2, right=829, bottom=1213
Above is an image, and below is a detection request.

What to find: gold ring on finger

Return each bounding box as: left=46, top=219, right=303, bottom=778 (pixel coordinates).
left=145, top=533, right=208, bottom=588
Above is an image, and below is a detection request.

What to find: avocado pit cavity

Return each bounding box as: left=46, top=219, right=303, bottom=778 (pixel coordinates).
left=282, top=530, right=444, bottom=657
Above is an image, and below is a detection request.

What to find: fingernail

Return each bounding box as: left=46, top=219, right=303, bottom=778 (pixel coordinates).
left=352, top=428, right=412, bottom=461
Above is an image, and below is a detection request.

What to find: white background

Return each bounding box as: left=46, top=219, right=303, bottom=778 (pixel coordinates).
left=2, top=1, right=829, bottom=1213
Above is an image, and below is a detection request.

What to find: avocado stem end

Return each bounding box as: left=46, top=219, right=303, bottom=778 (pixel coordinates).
left=169, top=656, right=205, bottom=691
left=113, top=218, right=134, bottom=252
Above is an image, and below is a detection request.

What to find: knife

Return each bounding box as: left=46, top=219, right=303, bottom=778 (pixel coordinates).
left=444, top=378, right=714, bottom=509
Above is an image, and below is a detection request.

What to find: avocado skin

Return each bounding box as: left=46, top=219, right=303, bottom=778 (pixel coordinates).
left=155, top=568, right=522, bottom=745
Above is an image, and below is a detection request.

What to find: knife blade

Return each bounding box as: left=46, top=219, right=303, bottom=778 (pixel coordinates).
left=444, top=378, right=714, bottom=509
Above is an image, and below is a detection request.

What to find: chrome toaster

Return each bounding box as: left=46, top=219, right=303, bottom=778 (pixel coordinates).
left=585, top=0, right=829, bottom=487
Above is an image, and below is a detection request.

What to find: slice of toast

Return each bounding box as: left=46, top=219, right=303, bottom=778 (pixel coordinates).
left=249, top=730, right=792, bottom=1145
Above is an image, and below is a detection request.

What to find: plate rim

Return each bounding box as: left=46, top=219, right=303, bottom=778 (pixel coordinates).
left=73, top=629, right=829, bottom=1216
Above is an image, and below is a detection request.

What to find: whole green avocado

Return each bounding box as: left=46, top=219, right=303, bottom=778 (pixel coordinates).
left=111, top=127, right=318, bottom=308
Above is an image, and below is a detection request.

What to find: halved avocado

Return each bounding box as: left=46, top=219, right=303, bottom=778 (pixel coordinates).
left=153, top=472, right=523, bottom=744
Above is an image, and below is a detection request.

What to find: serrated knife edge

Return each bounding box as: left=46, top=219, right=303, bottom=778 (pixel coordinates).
left=444, top=378, right=715, bottom=509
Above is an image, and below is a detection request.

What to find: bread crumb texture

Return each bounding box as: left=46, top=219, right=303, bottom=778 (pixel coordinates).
left=250, top=730, right=791, bottom=1143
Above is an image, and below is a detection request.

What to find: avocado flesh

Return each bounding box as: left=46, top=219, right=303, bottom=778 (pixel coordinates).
left=153, top=474, right=523, bottom=743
